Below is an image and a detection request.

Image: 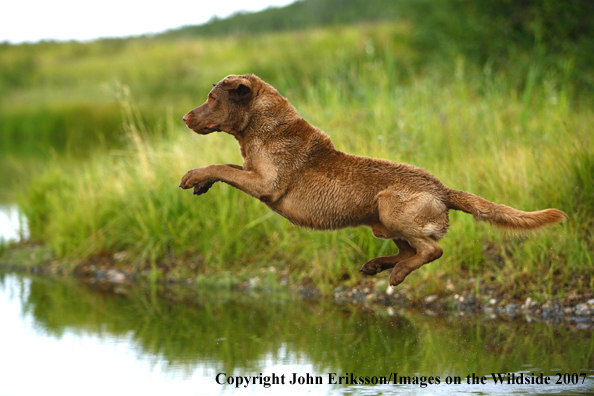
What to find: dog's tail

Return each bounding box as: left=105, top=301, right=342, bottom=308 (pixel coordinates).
left=446, top=189, right=567, bottom=231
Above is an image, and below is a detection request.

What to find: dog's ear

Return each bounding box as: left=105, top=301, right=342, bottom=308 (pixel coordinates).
left=220, top=77, right=253, bottom=103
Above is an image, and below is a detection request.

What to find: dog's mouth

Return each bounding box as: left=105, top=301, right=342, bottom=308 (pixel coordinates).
left=200, top=122, right=218, bottom=134
left=189, top=122, right=218, bottom=135
left=183, top=111, right=219, bottom=134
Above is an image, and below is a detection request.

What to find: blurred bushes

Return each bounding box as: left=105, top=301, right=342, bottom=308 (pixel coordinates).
left=400, top=0, right=594, bottom=91
left=162, top=0, right=401, bottom=38
left=162, top=0, right=594, bottom=93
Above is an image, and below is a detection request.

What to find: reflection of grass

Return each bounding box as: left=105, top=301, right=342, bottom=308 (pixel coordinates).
left=12, top=22, right=594, bottom=296
left=5, top=272, right=593, bottom=376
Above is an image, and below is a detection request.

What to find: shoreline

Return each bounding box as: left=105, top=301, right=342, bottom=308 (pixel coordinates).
left=2, top=243, right=593, bottom=332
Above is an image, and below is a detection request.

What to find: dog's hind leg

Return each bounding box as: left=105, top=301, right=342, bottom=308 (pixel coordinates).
left=389, top=237, right=443, bottom=286
left=367, top=189, right=448, bottom=286
left=359, top=239, right=416, bottom=276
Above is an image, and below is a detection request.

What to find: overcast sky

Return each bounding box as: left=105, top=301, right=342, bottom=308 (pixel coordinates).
left=0, top=0, right=296, bottom=43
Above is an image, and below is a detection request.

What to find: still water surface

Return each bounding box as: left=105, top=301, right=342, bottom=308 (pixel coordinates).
left=0, top=204, right=28, bottom=242
left=1, top=272, right=593, bottom=395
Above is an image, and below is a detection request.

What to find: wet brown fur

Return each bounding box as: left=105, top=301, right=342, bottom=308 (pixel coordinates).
left=180, top=74, right=567, bottom=287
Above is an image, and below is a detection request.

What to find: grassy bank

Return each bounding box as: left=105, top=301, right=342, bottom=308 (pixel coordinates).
left=16, top=25, right=593, bottom=297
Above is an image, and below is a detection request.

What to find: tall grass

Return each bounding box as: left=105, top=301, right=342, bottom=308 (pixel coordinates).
left=0, top=24, right=410, bottom=199
left=18, top=27, right=593, bottom=295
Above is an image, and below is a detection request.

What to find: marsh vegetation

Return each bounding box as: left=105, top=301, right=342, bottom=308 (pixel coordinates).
left=1, top=1, right=593, bottom=299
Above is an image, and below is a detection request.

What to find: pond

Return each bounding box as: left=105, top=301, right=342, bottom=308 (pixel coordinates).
left=0, top=204, right=28, bottom=242
left=0, top=272, right=593, bottom=396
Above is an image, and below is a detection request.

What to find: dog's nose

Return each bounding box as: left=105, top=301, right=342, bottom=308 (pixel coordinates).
left=182, top=113, right=189, bottom=122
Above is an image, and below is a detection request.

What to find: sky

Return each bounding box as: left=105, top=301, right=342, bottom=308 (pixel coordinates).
left=0, top=0, right=296, bottom=44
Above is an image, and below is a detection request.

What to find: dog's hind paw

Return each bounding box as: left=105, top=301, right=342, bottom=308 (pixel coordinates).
left=389, top=266, right=409, bottom=287
left=359, top=259, right=384, bottom=276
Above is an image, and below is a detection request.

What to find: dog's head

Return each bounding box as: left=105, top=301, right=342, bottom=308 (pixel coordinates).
left=183, top=74, right=259, bottom=135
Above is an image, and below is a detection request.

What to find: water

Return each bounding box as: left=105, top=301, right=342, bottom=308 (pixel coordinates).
left=0, top=272, right=593, bottom=396
left=0, top=204, right=28, bottom=242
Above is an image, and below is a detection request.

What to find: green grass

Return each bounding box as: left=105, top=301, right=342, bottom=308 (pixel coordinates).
left=15, top=24, right=593, bottom=296
left=0, top=23, right=412, bottom=198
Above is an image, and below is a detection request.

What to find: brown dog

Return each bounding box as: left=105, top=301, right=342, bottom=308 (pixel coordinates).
left=180, top=74, right=566, bottom=287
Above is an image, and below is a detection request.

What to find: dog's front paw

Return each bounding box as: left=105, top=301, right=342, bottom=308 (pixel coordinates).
left=179, top=168, right=206, bottom=189
left=193, top=181, right=214, bottom=195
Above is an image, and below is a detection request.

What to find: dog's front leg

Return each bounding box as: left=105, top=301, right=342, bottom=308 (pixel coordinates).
left=179, top=164, right=277, bottom=201
left=179, top=164, right=243, bottom=195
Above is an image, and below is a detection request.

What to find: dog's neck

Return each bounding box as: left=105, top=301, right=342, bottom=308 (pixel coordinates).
left=231, top=97, right=301, bottom=142
left=232, top=115, right=336, bottom=166
left=230, top=113, right=299, bottom=154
